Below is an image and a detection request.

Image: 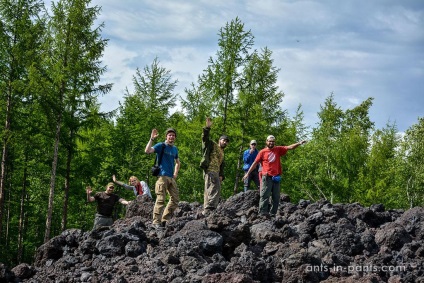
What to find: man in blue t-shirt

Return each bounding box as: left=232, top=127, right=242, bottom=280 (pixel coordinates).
left=242, top=140, right=260, bottom=192
left=145, top=128, right=180, bottom=229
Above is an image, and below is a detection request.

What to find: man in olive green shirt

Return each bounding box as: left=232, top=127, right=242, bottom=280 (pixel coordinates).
left=200, top=117, right=229, bottom=216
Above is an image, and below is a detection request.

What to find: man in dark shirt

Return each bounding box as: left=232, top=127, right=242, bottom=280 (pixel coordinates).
left=86, top=182, right=131, bottom=229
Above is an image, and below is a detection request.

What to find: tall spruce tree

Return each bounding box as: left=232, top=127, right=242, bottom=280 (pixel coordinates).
left=29, top=0, right=110, bottom=242
left=112, top=57, right=178, bottom=189
left=0, top=0, right=45, bottom=254
left=181, top=19, right=288, bottom=197
left=231, top=47, right=286, bottom=193
left=198, top=17, right=254, bottom=133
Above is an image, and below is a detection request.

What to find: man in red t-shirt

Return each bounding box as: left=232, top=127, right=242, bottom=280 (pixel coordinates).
left=242, top=135, right=307, bottom=216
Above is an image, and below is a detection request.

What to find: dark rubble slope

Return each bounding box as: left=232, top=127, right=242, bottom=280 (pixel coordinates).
left=1, top=191, right=424, bottom=283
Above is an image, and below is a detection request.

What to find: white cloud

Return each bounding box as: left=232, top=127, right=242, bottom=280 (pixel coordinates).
left=91, top=0, right=424, bottom=132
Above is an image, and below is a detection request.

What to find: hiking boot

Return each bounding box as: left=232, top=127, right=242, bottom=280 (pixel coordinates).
left=195, top=212, right=205, bottom=219
left=152, top=223, right=164, bottom=230
left=258, top=213, right=271, bottom=220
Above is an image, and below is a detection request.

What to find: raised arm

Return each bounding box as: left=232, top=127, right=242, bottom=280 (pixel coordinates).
left=145, top=128, right=159, bottom=154
left=112, top=174, right=135, bottom=195
left=112, top=174, right=124, bottom=186
left=202, top=118, right=212, bottom=143
left=86, top=186, right=95, bottom=202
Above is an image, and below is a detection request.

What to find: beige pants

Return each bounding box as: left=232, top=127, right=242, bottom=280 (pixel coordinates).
left=153, top=176, right=179, bottom=225
left=203, top=171, right=221, bottom=212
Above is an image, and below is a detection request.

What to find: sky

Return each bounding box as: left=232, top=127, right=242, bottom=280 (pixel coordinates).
left=86, top=0, right=423, bottom=133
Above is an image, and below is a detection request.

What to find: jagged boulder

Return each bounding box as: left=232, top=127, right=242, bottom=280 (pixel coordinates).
left=2, top=190, right=424, bottom=282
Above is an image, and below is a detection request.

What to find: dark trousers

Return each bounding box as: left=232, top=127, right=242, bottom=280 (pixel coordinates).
left=259, top=175, right=281, bottom=215
left=243, top=170, right=260, bottom=192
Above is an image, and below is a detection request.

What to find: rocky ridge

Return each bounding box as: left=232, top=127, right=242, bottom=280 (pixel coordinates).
left=1, top=191, right=424, bottom=282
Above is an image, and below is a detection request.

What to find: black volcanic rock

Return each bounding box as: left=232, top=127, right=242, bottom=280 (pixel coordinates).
left=1, top=190, right=424, bottom=282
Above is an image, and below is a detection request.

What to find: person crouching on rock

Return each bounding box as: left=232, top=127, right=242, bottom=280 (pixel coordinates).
left=86, top=182, right=131, bottom=229
left=112, top=174, right=152, bottom=199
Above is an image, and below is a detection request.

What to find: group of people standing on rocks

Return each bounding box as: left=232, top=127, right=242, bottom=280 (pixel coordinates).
left=86, top=117, right=307, bottom=230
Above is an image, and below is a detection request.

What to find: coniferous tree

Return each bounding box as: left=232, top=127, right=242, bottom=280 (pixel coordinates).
left=232, top=47, right=286, bottom=193
left=113, top=57, right=178, bottom=190
left=304, top=94, right=344, bottom=202
left=59, top=0, right=111, bottom=232
left=0, top=0, right=45, bottom=261
left=28, top=0, right=110, bottom=242
left=198, top=17, right=254, bottom=133
left=358, top=123, right=399, bottom=206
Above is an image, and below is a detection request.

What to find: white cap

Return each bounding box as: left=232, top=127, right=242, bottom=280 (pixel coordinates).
left=250, top=140, right=257, bottom=144
left=266, top=135, right=275, bottom=141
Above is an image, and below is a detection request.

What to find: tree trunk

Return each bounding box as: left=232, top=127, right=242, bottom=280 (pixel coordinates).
left=61, top=129, right=74, bottom=231
left=44, top=113, right=62, bottom=243
left=233, top=144, right=243, bottom=195
left=17, top=153, right=28, bottom=263
left=233, top=119, right=247, bottom=195
left=0, top=88, right=12, bottom=240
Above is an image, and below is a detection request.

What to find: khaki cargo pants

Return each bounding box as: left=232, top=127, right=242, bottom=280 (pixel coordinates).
left=153, top=176, right=179, bottom=225
left=203, top=171, right=221, bottom=214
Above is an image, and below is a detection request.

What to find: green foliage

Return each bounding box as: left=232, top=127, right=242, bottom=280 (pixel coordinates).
left=397, top=117, right=424, bottom=208
left=111, top=57, right=178, bottom=193
left=1, top=11, right=423, bottom=268
left=356, top=124, right=399, bottom=206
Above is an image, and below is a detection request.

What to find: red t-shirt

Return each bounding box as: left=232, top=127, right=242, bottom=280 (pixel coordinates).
left=255, top=146, right=288, bottom=177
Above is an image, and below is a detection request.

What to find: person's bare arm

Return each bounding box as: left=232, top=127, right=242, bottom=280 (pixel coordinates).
left=174, top=158, right=181, bottom=179
left=119, top=199, right=131, bottom=205
left=286, top=140, right=307, bottom=150
left=206, top=117, right=212, bottom=128
left=145, top=128, right=159, bottom=154
left=112, top=174, right=125, bottom=186
left=86, top=186, right=95, bottom=202
left=242, top=161, right=259, bottom=181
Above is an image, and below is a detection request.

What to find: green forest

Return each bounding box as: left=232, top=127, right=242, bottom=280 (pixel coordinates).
left=0, top=0, right=423, bottom=267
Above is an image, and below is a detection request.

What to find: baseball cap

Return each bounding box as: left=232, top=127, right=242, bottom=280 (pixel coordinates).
left=220, top=135, right=230, bottom=142
left=106, top=182, right=115, bottom=188
left=250, top=140, right=257, bottom=145
left=266, top=135, right=275, bottom=141
left=165, top=128, right=177, bottom=137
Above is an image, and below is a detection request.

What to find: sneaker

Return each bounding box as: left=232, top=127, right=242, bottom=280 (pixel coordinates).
left=95, top=225, right=110, bottom=231
left=202, top=208, right=215, bottom=217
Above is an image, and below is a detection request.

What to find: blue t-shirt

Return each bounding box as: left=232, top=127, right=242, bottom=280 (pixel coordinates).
left=153, top=142, right=179, bottom=177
